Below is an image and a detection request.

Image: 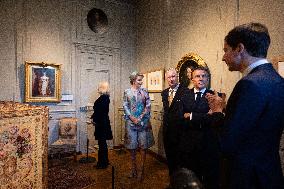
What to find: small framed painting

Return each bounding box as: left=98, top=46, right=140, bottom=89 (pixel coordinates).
left=25, top=61, right=61, bottom=103
left=272, top=56, right=284, bottom=78
left=147, top=70, right=164, bottom=92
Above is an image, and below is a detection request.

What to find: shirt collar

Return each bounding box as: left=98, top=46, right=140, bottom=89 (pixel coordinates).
left=243, top=59, right=269, bottom=77
left=169, top=84, right=179, bottom=92
left=193, top=88, right=206, bottom=94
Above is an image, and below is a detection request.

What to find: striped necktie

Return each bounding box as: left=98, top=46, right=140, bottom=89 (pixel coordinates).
left=168, top=89, right=174, bottom=106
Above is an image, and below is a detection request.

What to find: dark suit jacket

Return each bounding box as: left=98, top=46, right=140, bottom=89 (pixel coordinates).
left=161, top=85, right=190, bottom=168
left=187, top=88, right=216, bottom=127
left=182, top=88, right=222, bottom=188
left=161, top=85, right=191, bottom=130
left=182, top=88, right=221, bottom=155
left=91, top=94, right=113, bottom=140
left=214, top=63, right=284, bottom=188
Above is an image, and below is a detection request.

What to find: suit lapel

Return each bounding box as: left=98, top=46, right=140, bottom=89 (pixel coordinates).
left=163, top=88, right=170, bottom=109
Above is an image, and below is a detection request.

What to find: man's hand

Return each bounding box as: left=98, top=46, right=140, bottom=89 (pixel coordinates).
left=184, top=113, right=191, bottom=119
left=205, top=91, right=226, bottom=113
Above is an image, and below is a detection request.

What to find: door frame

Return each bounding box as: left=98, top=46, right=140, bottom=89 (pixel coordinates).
left=74, top=43, right=121, bottom=153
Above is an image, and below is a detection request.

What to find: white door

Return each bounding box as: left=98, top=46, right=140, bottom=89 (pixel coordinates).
left=76, top=45, right=115, bottom=153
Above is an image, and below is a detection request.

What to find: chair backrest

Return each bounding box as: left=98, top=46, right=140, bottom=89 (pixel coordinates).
left=58, top=117, right=77, bottom=140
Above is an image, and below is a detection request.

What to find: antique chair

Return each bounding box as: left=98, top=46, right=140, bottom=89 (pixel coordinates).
left=49, top=117, right=78, bottom=161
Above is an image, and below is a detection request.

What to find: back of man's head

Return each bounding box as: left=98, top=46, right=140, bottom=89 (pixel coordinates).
left=171, top=168, right=203, bottom=189
left=225, top=22, right=270, bottom=58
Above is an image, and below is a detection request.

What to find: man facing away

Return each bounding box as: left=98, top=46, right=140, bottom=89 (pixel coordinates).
left=206, top=22, right=284, bottom=189
left=161, top=68, right=191, bottom=177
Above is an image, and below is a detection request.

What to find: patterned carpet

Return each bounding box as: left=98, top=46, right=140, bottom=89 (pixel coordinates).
left=48, top=149, right=169, bottom=189
left=48, top=163, right=95, bottom=189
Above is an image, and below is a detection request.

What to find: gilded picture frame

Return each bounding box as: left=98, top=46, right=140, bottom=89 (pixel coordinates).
left=147, top=70, right=164, bottom=92
left=176, top=52, right=210, bottom=88
left=25, top=61, right=61, bottom=103
left=272, top=55, right=284, bottom=78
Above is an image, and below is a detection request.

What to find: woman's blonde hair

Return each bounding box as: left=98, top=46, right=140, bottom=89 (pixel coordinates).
left=98, top=81, right=110, bottom=95
left=129, top=71, right=144, bottom=85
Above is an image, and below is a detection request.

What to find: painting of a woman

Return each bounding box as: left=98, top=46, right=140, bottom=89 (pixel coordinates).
left=32, top=68, right=55, bottom=97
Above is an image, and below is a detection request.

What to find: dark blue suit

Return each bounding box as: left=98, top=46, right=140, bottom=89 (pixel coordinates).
left=215, top=63, right=284, bottom=189
left=181, top=88, right=221, bottom=189
left=161, top=85, right=191, bottom=175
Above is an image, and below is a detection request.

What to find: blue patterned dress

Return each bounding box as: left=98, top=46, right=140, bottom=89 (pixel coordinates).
left=123, top=88, right=154, bottom=149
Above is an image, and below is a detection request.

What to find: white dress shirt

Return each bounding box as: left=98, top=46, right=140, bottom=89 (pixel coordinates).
left=169, top=84, right=179, bottom=98
left=243, top=58, right=269, bottom=77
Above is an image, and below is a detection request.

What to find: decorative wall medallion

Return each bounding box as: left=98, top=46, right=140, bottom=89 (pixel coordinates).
left=87, top=8, right=108, bottom=34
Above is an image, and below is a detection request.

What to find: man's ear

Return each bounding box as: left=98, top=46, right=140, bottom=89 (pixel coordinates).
left=236, top=43, right=245, bottom=53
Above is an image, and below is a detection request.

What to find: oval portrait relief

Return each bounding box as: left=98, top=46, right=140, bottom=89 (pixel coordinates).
left=87, top=8, right=108, bottom=34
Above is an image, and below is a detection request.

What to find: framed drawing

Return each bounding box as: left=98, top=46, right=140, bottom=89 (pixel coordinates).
left=147, top=70, right=164, bottom=92
left=272, top=55, right=284, bottom=78
left=25, top=61, right=61, bottom=102
left=142, top=73, right=147, bottom=89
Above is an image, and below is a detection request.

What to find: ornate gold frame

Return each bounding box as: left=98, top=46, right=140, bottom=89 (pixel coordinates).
left=176, top=52, right=207, bottom=73
left=176, top=52, right=209, bottom=88
left=25, top=61, right=61, bottom=103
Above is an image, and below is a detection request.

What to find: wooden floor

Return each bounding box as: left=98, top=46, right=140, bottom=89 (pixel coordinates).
left=49, top=149, right=170, bottom=189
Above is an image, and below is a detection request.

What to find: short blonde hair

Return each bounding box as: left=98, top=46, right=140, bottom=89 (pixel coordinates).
left=165, top=68, right=177, bottom=75
left=129, top=71, right=144, bottom=85
left=98, top=81, right=109, bottom=95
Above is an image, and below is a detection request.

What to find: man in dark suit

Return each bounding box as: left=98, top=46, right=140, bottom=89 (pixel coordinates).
left=183, top=67, right=221, bottom=189
left=161, top=68, right=190, bottom=177
left=206, top=22, right=284, bottom=189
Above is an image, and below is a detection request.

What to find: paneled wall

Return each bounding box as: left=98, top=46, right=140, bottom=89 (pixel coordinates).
left=1, top=0, right=284, bottom=158
left=0, top=0, right=137, bottom=153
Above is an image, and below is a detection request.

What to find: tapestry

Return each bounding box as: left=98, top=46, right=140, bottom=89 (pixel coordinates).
left=0, top=101, right=48, bottom=189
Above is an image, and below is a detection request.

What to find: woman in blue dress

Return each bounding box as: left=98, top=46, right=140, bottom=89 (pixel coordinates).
left=123, top=71, right=154, bottom=180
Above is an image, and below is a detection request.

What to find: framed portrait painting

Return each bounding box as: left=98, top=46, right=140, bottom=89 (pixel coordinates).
left=147, top=70, right=164, bottom=92
left=25, top=61, right=61, bottom=102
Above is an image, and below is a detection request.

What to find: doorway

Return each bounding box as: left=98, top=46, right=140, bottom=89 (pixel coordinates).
left=75, top=44, right=117, bottom=153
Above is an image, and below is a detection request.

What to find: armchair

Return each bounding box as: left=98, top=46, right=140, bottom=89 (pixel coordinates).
left=49, top=117, right=78, bottom=160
